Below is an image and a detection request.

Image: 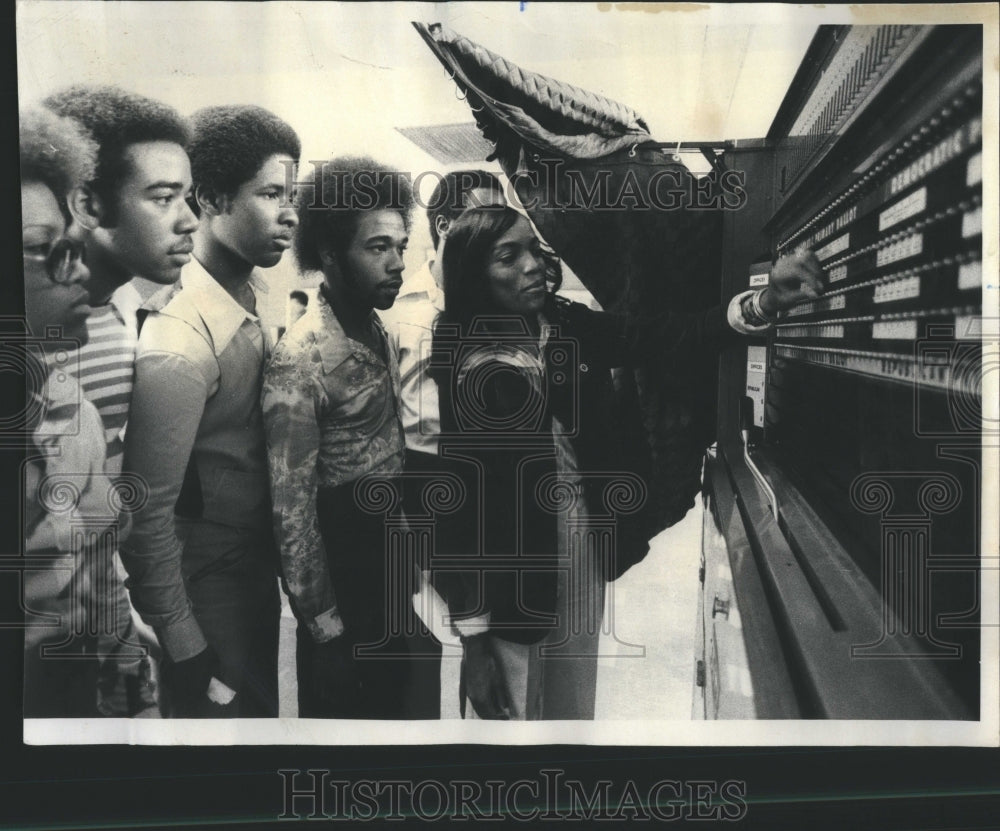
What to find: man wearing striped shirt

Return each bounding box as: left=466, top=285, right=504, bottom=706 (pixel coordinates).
left=44, top=86, right=199, bottom=716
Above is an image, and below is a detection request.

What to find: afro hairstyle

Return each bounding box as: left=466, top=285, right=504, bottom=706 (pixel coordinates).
left=20, top=106, right=98, bottom=217
left=294, top=155, right=415, bottom=274
left=42, top=85, right=189, bottom=217
left=187, top=105, right=300, bottom=209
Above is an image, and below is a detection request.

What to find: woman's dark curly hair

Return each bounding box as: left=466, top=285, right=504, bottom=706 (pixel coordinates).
left=294, top=155, right=415, bottom=274
left=20, top=106, right=98, bottom=217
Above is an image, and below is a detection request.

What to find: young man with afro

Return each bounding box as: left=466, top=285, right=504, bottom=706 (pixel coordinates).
left=122, top=105, right=300, bottom=718
left=262, top=156, right=419, bottom=718
left=43, top=85, right=199, bottom=717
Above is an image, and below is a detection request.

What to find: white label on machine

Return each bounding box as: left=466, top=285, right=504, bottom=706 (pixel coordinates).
left=829, top=265, right=848, bottom=283
left=746, top=345, right=767, bottom=375
left=874, top=275, right=921, bottom=303
left=958, top=261, right=982, bottom=290
left=817, top=233, right=850, bottom=261
left=745, top=373, right=766, bottom=428
left=745, top=346, right=767, bottom=428
left=962, top=207, right=982, bottom=238
left=877, top=233, right=923, bottom=267
left=748, top=262, right=770, bottom=287
left=873, top=319, right=919, bottom=340
left=879, top=187, right=927, bottom=231
left=955, top=315, right=983, bottom=341
left=967, top=152, right=982, bottom=187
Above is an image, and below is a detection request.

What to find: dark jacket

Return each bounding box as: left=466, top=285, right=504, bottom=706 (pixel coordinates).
left=431, top=296, right=646, bottom=644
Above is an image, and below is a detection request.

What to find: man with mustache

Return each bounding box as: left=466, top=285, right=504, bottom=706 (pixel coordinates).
left=43, top=85, right=198, bottom=717
left=122, top=105, right=300, bottom=717
left=262, top=156, right=416, bottom=718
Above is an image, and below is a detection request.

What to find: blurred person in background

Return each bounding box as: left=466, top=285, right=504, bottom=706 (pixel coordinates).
left=288, top=290, right=309, bottom=325
left=20, top=106, right=111, bottom=717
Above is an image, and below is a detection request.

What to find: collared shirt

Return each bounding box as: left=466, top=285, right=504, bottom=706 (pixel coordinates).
left=121, top=256, right=271, bottom=662
left=379, top=259, right=443, bottom=455
left=262, top=288, right=404, bottom=642
left=25, top=362, right=114, bottom=652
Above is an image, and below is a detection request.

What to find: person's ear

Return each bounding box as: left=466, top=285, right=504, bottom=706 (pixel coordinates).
left=319, top=245, right=341, bottom=272
left=434, top=214, right=451, bottom=241
left=67, top=185, right=103, bottom=231
left=195, top=184, right=228, bottom=217
left=319, top=246, right=340, bottom=276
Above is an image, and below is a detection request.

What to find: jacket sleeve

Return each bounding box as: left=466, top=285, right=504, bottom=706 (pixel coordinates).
left=555, top=297, right=744, bottom=369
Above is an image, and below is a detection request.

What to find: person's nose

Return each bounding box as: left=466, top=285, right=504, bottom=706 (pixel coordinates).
left=523, top=250, right=544, bottom=276
left=278, top=202, right=298, bottom=229
left=175, top=199, right=199, bottom=234
left=66, top=255, right=90, bottom=286
left=387, top=247, right=405, bottom=275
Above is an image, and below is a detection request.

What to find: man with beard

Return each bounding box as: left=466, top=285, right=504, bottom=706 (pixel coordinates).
left=262, top=156, right=416, bottom=718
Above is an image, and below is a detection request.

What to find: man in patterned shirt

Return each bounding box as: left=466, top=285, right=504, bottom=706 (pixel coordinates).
left=44, top=86, right=199, bottom=716
left=262, top=156, right=415, bottom=718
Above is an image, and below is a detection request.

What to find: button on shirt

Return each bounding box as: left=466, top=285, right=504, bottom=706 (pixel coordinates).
left=379, top=260, right=443, bottom=455
left=121, top=258, right=271, bottom=663
left=262, top=289, right=404, bottom=642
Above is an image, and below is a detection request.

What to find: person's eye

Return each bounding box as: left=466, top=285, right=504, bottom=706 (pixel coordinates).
left=370, top=244, right=388, bottom=253
left=23, top=242, right=51, bottom=259
left=152, top=194, right=175, bottom=206
left=262, top=191, right=281, bottom=200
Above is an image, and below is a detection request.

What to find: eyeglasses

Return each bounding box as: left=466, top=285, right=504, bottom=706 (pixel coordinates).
left=23, top=237, right=87, bottom=285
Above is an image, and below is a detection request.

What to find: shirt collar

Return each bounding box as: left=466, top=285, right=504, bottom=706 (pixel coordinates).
left=313, top=288, right=387, bottom=375
left=176, top=256, right=266, bottom=356
left=104, top=282, right=143, bottom=332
